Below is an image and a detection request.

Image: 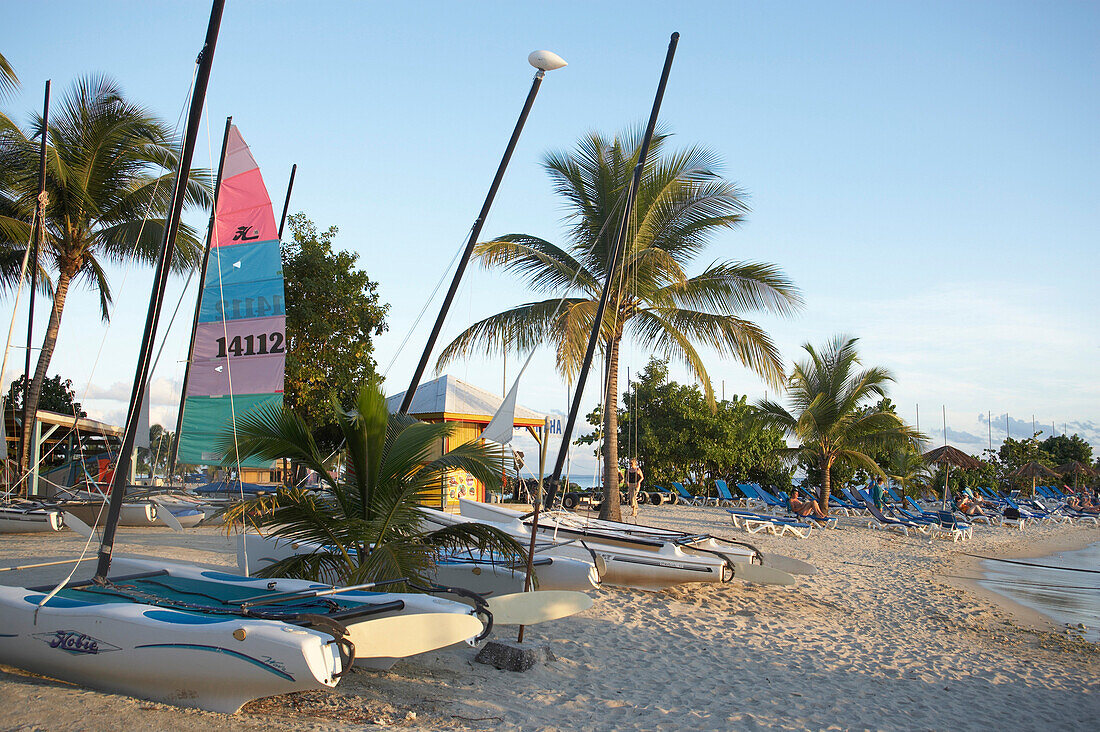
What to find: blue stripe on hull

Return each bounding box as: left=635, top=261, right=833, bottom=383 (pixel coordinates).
left=135, top=643, right=296, bottom=681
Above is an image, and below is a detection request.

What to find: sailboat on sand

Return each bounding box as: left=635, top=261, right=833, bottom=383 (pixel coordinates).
left=0, top=1, right=490, bottom=712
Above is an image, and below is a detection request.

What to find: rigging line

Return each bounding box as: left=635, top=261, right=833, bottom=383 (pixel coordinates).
left=0, top=210, right=39, bottom=393
left=962, top=553, right=1100, bottom=575
left=380, top=225, right=472, bottom=380
left=10, top=67, right=200, bottom=493
left=204, top=110, right=247, bottom=570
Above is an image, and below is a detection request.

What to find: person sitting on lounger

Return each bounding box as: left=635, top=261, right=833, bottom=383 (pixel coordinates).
left=954, top=491, right=986, bottom=517
left=1072, top=492, right=1100, bottom=514
left=790, top=488, right=829, bottom=519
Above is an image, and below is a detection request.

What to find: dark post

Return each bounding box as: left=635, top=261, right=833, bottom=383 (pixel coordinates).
left=20, top=79, right=50, bottom=491
left=546, top=33, right=680, bottom=507
left=399, top=68, right=548, bottom=414
left=96, top=0, right=225, bottom=581
left=277, top=163, right=297, bottom=240
left=168, top=115, right=233, bottom=475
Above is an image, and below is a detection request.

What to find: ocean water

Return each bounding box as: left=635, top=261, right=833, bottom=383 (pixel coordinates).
left=979, top=541, right=1100, bottom=642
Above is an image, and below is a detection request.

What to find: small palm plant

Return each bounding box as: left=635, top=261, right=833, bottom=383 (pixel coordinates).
left=221, top=379, right=526, bottom=587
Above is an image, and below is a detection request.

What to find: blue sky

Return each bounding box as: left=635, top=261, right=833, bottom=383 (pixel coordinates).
left=3, top=1, right=1098, bottom=477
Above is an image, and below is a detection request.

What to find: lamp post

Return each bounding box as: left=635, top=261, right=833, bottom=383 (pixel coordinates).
left=399, top=50, right=567, bottom=414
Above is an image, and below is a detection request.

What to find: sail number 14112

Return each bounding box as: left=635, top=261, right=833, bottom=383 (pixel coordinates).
left=215, top=332, right=285, bottom=357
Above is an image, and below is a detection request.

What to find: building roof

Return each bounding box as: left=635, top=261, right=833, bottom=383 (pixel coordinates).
left=386, top=374, right=544, bottom=427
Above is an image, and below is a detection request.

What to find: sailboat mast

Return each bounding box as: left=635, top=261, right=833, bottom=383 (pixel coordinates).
left=546, top=33, right=680, bottom=505
left=277, top=163, right=297, bottom=240
left=168, top=115, right=233, bottom=476
left=19, top=79, right=50, bottom=490
left=96, top=0, right=225, bottom=580
left=399, top=57, right=562, bottom=414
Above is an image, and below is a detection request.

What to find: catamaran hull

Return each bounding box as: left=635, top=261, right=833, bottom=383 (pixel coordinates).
left=421, top=507, right=728, bottom=591
left=57, top=501, right=159, bottom=527
left=0, top=507, right=64, bottom=533
left=0, top=583, right=342, bottom=713
left=238, top=532, right=600, bottom=595
left=457, top=498, right=769, bottom=569
left=114, top=555, right=486, bottom=671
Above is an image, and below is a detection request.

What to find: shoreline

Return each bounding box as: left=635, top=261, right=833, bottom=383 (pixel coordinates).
left=946, top=528, right=1100, bottom=637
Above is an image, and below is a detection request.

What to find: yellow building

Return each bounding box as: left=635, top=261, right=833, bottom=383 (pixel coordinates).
left=387, top=375, right=544, bottom=510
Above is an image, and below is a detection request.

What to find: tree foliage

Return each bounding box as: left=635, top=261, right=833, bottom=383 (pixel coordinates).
left=578, top=357, right=791, bottom=493
left=282, top=213, right=389, bottom=451
left=5, top=374, right=84, bottom=417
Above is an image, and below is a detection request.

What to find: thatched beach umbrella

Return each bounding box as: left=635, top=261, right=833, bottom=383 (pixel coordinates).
left=1008, top=461, right=1059, bottom=496
left=1056, top=461, right=1096, bottom=490
left=923, top=445, right=983, bottom=507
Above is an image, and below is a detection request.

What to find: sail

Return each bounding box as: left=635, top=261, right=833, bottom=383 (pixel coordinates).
left=176, top=126, right=284, bottom=467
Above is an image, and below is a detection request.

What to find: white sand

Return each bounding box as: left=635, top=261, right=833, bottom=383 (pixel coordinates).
left=1, top=506, right=1097, bottom=731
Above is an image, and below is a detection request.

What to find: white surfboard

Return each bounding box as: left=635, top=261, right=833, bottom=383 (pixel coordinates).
left=484, top=590, right=594, bottom=625
left=730, top=562, right=796, bottom=586
left=760, top=553, right=816, bottom=576
left=344, top=612, right=484, bottom=659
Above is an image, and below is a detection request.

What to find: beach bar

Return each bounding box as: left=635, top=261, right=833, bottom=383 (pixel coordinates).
left=387, top=374, right=543, bottom=509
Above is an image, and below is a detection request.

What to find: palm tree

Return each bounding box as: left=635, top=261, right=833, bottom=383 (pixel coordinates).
left=0, top=50, right=18, bottom=99
left=221, top=380, right=526, bottom=587
left=437, top=128, right=802, bottom=520
left=0, top=75, right=210, bottom=482
left=885, top=446, right=930, bottom=500
left=756, top=336, right=921, bottom=511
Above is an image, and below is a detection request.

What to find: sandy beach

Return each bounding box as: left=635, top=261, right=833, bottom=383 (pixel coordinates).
left=1, top=505, right=1097, bottom=731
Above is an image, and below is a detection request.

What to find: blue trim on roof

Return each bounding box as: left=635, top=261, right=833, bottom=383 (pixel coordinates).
left=135, top=643, right=296, bottom=681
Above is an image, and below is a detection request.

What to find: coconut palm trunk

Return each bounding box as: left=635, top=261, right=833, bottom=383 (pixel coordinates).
left=18, top=261, right=74, bottom=489
left=601, top=329, right=623, bottom=520
left=819, top=455, right=833, bottom=511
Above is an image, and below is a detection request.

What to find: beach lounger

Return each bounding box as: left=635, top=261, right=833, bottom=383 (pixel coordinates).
left=714, top=479, right=739, bottom=507
left=736, top=482, right=776, bottom=512
left=884, top=483, right=904, bottom=505
left=930, top=510, right=972, bottom=542
left=726, top=509, right=814, bottom=539
left=841, top=487, right=871, bottom=515
left=672, top=482, right=717, bottom=507
left=859, top=496, right=927, bottom=536
left=734, top=482, right=778, bottom=510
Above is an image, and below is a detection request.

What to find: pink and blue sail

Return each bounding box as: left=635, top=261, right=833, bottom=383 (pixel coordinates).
left=176, top=126, right=284, bottom=467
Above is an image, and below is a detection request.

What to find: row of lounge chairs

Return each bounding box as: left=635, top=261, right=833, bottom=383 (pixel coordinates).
left=654, top=478, right=1096, bottom=542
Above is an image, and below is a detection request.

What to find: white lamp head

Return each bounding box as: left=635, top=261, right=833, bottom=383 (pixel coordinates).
left=528, top=50, right=567, bottom=72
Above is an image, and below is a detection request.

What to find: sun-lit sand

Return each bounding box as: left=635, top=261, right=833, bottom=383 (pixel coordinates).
left=1, top=505, right=1097, bottom=731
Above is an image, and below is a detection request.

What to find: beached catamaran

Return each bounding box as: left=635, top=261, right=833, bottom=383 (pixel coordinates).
left=0, top=1, right=490, bottom=711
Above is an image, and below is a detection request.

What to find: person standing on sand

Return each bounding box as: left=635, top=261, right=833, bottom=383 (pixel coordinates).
left=624, top=459, right=644, bottom=517
left=871, top=476, right=887, bottom=510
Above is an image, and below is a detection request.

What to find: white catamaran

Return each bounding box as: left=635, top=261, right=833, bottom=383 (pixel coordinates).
left=0, top=2, right=492, bottom=711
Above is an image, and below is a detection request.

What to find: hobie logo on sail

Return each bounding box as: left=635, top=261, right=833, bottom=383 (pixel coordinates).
left=35, top=630, right=120, bottom=654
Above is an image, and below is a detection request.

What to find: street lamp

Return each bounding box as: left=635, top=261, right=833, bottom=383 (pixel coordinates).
left=400, top=51, right=567, bottom=413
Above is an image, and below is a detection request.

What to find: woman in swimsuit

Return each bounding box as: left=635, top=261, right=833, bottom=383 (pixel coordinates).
left=789, top=488, right=829, bottom=519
